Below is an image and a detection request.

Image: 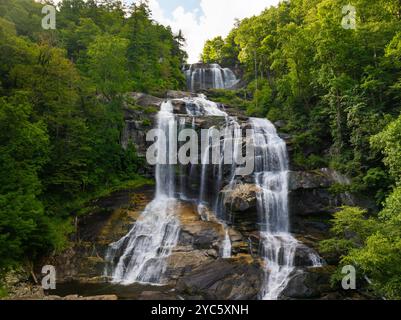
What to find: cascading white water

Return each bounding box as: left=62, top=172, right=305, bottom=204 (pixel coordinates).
left=179, top=117, right=187, bottom=198
left=309, top=253, right=324, bottom=267
left=185, top=63, right=239, bottom=91
left=249, top=117, right=300, bottom=300
left=212, top=117, right=243, bottom=222
left=105, top=199, right=180, bottom=285
left=106, top=91, right=325, bottom=294
left=223, top=68, right=239, bottom=88
left=184, top=94, right=227, bottom=117
left=211, top=63, right=225, bottom=89
left=106, top=96, right=233, bottom=285
left=199, top=126, right=215, bottom=204
left=105, top=101, right=181, bottom=285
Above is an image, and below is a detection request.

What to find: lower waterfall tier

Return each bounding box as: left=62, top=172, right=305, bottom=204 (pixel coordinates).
left=48, top=91, right=364, bottom=300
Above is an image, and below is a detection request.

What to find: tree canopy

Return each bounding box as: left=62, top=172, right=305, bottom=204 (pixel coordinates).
left=0, top=0, right=186, bottom=279
left=202, top=0, right=401, bottom=298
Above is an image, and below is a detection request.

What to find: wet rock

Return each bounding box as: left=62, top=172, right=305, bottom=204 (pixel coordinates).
left=280, top=267, right=333, bottom=300
left=222, top=184, right=260, bottom=212
left=166, top=90, right=194, bottom=99
left=171, top=99, right=187, bottom=114
left=288, top=169, right=358, bottom=240
left=278, top=133, right=292, bottom=142
left=274, top=120, right=287, bottom=129
left=280, top=271, right=320, bottom=299
left=228, top=229, right=243, bottom=242
left=166, top=250, right=215, bottom=281
left=121, top=95, right=157, bottom=161
left=121, top=120, right=152, bottom=157
left=288, top=170, right=334, bottom=191
left=293, top=245, right=324, bottom=267
left=177, top=202, right=224, bottom=250
left=289, top=188, right=344, bottom=219
left=137, top=291, right=177, bottom=300
left=176, top=256, right=264, bottom=300
left=46, top=186, right=154, bottom=284
left=128, top=92, right=163, bottom=108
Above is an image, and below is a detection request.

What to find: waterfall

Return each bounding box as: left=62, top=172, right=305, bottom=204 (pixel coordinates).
left=199, top=127, right=215, bottom=204
left=213, top=117, right=243, bottom=221
left=105, top=101, right=181, bottom=285
left=105, top=94, right=321, bottom=294
left=223, top=68, right=239, bottom=88
left=179, top=117, right=187, bottom=198
left=184, top=94, right=227, bottom=116
left=309, top=253, right=324, bottom=267
left=249, top=118, right=299, bottom=300
left=185, top=63, right=239, bottom=91
left=105, top=96, right=230, bottom=285
left=211, top=64, right=225, bottom=89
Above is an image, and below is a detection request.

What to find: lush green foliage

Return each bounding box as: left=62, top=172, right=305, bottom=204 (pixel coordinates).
left=320, top=116, right=401, bottom=298
left=201, top=32, right=240, bottom=67
left=203, top=0, right=401, bottom=298
left=203, top=0, right=401, bottom=195
left=0, top=0, right=186, bottom=275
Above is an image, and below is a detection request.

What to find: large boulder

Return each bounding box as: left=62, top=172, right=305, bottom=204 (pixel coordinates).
left=171, top=99, right=188, bottom=114
left=280, top=268, right=332, bottom=299
left=176, top=202, right=224, bottom=250
left=288, top=170, right=334, bottom=190
left=222, top=184, right=260, bottom=212
left=121, top=120, right=152, bottom=158
left=166, top=249, right=216, bottom=282
left=176, top=256, right=264, bottom=300
left=128, top=92, right=163, bottom=108
left=293, top=245, right=324, bottom=267
left=289, top=169, right=355, bottom=219
left=280, top=270, right=321, bottom=299
left=166, top=90, right=194, bottom=99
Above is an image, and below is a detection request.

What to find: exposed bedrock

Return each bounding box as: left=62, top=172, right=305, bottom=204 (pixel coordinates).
left=45, top=190, right=264, bottom=300
left=39, top=91, right=373, bottom=300
left=176, top=257, right=264, bottom=300
left=279, top=268, right=332, bottom=300
left=287, top=168, right=375, bottom=238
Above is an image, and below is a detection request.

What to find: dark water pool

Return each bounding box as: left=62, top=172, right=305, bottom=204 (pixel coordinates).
left=47, top=282, right=173, bottom=300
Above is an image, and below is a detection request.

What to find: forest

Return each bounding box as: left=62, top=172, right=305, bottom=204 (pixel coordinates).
left=202, top=0, right=401, bottom=299
left=0, top=0, right=401, bottom=301
left=0, top=0, right=186, bottom=295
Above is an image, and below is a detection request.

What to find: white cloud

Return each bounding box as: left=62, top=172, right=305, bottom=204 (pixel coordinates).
left=144, top=0, right=281, bottom=63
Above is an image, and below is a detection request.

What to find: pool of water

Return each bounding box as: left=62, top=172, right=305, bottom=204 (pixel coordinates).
left=47, top=282, right=174, bottom=300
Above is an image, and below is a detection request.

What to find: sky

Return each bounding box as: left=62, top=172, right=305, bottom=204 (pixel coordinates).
left=128, top=0, right=281, bottom=63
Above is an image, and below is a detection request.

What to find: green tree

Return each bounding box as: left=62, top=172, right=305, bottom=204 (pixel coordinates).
left=87, top=34, right=131, bottom=100
left=202, top=36, right=225, bottom=63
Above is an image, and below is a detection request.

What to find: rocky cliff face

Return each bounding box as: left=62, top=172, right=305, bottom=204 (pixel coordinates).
left=35, top=91, right=371, bottom=300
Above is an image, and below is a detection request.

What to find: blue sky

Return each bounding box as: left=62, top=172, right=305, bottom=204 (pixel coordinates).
left=129, top=0, right=280, bottom=63
left=157, top=0, right=201, bottom=18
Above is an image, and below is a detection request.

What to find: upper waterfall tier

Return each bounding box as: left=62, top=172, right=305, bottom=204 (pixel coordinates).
left=185, top=63, right=239, bottom=92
